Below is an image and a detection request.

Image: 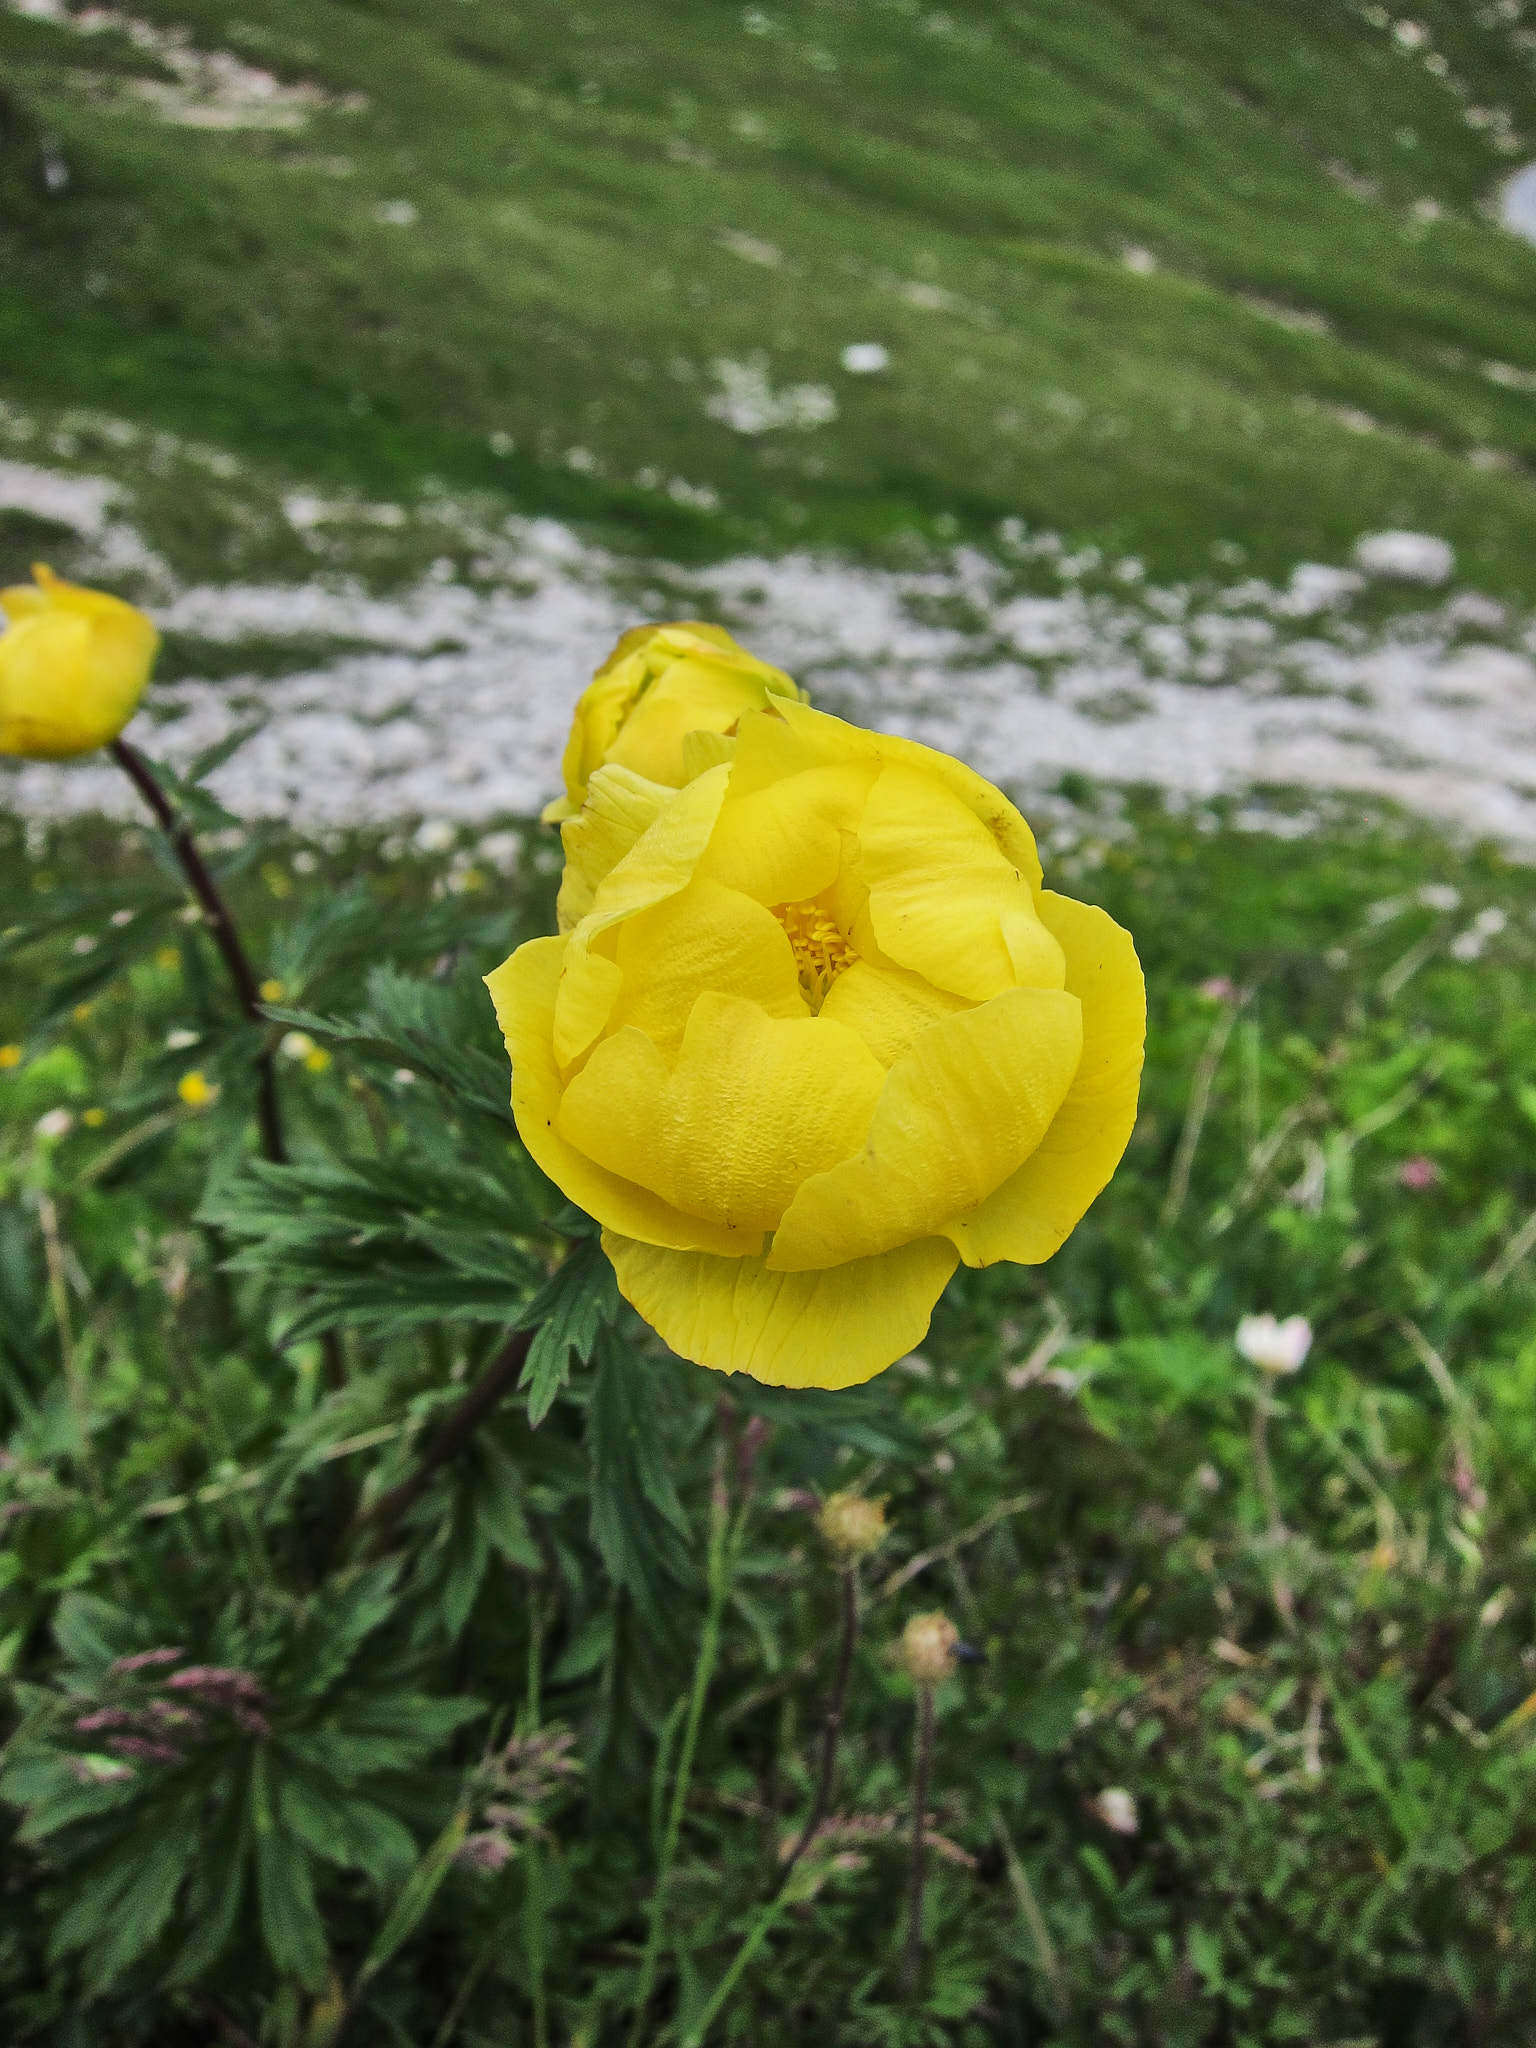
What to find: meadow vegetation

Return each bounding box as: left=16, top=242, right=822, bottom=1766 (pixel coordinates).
left=4, top=0, right=1536, bottom=581
left=5, top=1, right=1536, bottom=2041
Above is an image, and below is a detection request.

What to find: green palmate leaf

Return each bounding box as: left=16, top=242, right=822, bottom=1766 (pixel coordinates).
left=518, top=1235, right=620, bottom=1427
left=79, top=1804, right=198, bottom=1989
left=263, top=964, right=517, bottom=1127
left=281, top=1563, right=402, bottom=1701
left=168, top=1782, right=252, bottom=1985
left=278, top=1769, right=418, bottom=1891
left=255, top=1758, right=330, bottom=1992
left=587, top=1328, right=693, bottom=1630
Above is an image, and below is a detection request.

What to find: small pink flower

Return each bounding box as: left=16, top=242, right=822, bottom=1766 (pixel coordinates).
left=1198, top=976, right=1237, bottom=1003
left=109, top=1646, right=185, bottom=1675
left=1398, top=1156, right=1438, bottom=1191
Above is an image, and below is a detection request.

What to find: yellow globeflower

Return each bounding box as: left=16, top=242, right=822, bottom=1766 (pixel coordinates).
left=488, top=692, right=1145, bottom=1389
left=542, top=621, right=804, bottom=825
left=0, top=565, right=159, bottom=759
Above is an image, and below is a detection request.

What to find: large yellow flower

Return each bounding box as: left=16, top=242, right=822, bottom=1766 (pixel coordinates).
left=0, top=565, right=159, bottom=759
left=490, top=696, right=1144, bottom=1389
left=541, top=621, right=804, bottom=823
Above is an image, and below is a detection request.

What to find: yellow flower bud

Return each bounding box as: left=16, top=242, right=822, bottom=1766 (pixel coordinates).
left=817, top=1491, right=888, bottom=1561
left=178, top=1070, right=216, bottom=1108
left=260, top=979, right=286, bottom=1003
left=0, top=565, right=159, bottom=759
left=0, top=1044, right=22, bottom=1070
left=82, top=1107, right=107, bottom=1128
left=897, top=1612, right=959, bottom=1687
left=542, top=621, right=805, bottom=824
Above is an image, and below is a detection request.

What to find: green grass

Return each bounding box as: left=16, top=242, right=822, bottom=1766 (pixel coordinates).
left=7, top=0, right=1536, bottom=582
left=3, top=778, right=1536, bottom=2041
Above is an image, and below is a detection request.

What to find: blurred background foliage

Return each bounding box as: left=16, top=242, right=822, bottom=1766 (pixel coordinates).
left=5, top=0, right=1536, bottom=582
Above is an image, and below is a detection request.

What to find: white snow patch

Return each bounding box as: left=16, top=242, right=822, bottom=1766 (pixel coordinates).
left=1353, top=530, right=1455, bottom=585
left=6, top=464, right=1536, bottom=847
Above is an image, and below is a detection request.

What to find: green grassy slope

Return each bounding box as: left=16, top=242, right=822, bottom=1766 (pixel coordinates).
left=6, top=0, right=1536, bottom=581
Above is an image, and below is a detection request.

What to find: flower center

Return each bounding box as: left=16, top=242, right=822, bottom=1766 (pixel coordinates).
left=774, top=898, right=858, bottom=1012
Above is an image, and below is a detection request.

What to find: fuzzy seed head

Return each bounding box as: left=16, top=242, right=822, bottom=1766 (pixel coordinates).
left=898, top=1610, right=959, bottom=1686
left=818, top=1491, right=888, bottom=1560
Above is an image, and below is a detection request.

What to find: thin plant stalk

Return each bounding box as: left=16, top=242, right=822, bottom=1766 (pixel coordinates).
left=1160, top=996, right=1239, bottom=1229
left=524, top=1586, right=548, bottom=2048
left=682, top=1561, right=860, bottom=2044
left=900, top=1682, right=935, bottom=2003
left=36, top=1189, right=101, bottom=1509
left=990, top=1805, right=1067, bottom=2021
left=109, top=736, right=287, bottom=1166
left=628, top=1450, right=733, bottom=2048
left=525, top=1843, right=549, bottom=2048
left=1250, top=1383, right=1294, bottom=1627
left=679, top=1889, right=794, bottom=2048
left=775, top=1562, right=857, bottom=1888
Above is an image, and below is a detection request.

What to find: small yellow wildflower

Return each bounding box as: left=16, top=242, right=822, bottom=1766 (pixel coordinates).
left=0, top=1044, right=22, bottom=1070
left=304, top=1046, right=332, bottom=1074
left=178, top=1070, right=216, bottom=1108
left=72, top=1002, right=92, bottom=1024
left=155, top=947, right=181, bottom=972
left=82, top=1107, right=107, bottom=1128
left=259, top=979, right=285, bottom=1003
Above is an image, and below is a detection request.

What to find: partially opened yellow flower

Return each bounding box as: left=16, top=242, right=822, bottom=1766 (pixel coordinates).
left=0, top=565, right=159, bottom=759
left=542, top=621, right=804, bottom=823
left=489, top=694, right=1144, bottom=1389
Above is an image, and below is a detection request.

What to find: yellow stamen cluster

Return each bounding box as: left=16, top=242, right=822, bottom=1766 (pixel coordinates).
left=775, top=899, right=857, bottom=1012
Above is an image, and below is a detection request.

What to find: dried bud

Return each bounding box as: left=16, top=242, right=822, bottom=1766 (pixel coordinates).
left=897, top=1611, right=959, bottom=1687
left=817, top=1491, right=888, bottom=1561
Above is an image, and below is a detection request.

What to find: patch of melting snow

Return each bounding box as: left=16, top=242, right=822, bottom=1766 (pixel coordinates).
left=4, top=459, right=1536, bottom=846
left=3, top=0, right=362, bottom=129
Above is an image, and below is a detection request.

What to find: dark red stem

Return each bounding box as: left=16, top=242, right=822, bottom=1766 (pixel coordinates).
left=110, top=736, right=286, bottom=1167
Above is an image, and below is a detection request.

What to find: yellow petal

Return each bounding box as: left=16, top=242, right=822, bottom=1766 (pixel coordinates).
left=603, top=1229, right=959, bottom=1389
left=856, top=763, right=1064, bottom=1002
left=605, top=660, right=781, bottom=789
left=948, top=893, right=1145, bottom=1266
left=737, top=695, right=1043, bottom=893
left=818, top=957, right=969, bottom=1068
left=607, top=878, right=807, bottom=1058
left=696, top=761, right=879, bottom=907
left=681, top=729, right=737, bottom=781
left=555, top=764, right=672, bottom=932
left=485, top=937, right=762, bottom=1256
left=769, top=985, right=1083, bottom=1269
left=552, top=940, right=624, bottom=1071
left=585, top=762, right=731, bottom=932
left=552, top=622, right=801, bottom=814
left=560, top=993, right=887, bottom=1233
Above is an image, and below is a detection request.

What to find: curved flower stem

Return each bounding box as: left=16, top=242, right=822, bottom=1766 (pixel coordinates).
left=900, top=1683, right=935, bottom=2004
left=628, top=1448, right=733, bottom=2048
left=354, top=1327, right=535, bottom=1556
left=775, top=1562, right=857, bottom=1890
left=109, top=737, right=286, bottom=1166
